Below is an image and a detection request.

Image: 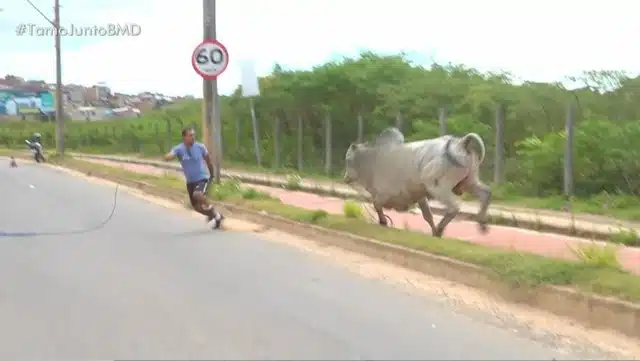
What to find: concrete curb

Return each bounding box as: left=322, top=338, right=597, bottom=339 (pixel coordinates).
left=61, top=162, right=640, bottom=340
left=71, top=153, right=633, bottom=241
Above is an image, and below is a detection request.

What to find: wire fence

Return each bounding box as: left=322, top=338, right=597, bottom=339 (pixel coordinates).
left=1, top=91, right=639, bottom=200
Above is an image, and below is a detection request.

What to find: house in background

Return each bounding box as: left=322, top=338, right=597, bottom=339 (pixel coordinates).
left=72, top=106, right=112, bottom=122
left=93, top=84, right=111, bottom=100
left=109, top=106, right=141, bottom=118
left=111, top=92, right=132, bottom=107
left=83, top=84, right=111, bottom=105
left=65, top=84, right=86, bottom=104
left=1, top=75, right=175, bottom=119
left=0, top=86, right=55, bottom=120
left=0, top=75, right=25, bottom=87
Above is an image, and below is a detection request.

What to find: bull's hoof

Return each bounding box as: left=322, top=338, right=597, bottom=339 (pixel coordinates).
left=478, top=222, right=489, bottom=234
left=433, top=228, right=444, bottom=238
left=379, top=222, right=388, bottom=227
left=408, top=207, right=421, bottom=214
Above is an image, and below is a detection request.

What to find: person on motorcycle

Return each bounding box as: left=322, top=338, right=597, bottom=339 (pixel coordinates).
left=25, top=132, right=45, bottom=162
left=27, top=132, right=42, bottom=145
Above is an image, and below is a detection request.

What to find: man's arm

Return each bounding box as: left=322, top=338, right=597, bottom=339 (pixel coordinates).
left=202, top=145, right=214, bottom=179
left=203, top=153, right=215, bottom=179
left=163, top=149, right=176, bottom=161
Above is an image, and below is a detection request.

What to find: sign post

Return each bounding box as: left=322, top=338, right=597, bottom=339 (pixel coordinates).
left=192, top=33, right=228, bottom=183
left=240, top=60, right=261, bottom=167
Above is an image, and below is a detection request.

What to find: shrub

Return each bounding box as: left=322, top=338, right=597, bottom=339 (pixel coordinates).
left=284, top=172, right=302, bottom=190
left=343, top=200, right=364, bottom=219
left=571, top=242, right=622, bottom=269
left=308, top=209, right=328, bottom=223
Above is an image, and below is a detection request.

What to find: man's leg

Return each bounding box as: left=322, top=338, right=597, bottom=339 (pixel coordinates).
left=192, top=180, right=224, bottom=228
left=196, top=180, right=216, bottom=212
left=187, top=182, right=213, bottom=217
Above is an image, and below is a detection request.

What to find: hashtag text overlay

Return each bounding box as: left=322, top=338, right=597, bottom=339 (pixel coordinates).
left=15, top=23, right=142, bottom=37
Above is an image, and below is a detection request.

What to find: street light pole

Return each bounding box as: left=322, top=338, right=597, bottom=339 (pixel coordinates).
left=54, top=0, right=64, bottom=154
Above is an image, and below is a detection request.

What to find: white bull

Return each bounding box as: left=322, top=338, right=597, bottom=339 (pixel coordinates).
left=343, top=127, right=491, bottom=237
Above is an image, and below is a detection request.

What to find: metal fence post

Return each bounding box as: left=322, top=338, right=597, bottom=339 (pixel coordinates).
left=493, top=104, right=505, bottom=185
left=296, top=114, right=303, bottom=171
left=273, top=115, right=281, bottom=168
left=357, top=113, right=364, bottom=142
left=395, top=111, right=404, bottom=131
left=564, top=102, right=576, bottom=197
left=438, top=107, right=447, bottom=136
left=324, top=113, right=332, bottom=175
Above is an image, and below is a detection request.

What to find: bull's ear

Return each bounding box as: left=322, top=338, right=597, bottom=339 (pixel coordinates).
left=462, top=135, right=473, bottom=154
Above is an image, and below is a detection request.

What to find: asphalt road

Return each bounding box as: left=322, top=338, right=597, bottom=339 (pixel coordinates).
left=0, top=160, right=583, bottom=360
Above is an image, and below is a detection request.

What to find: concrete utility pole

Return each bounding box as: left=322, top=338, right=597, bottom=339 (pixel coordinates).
left=202, top=0, right=221, bottom=183
left=54, top=0, right=64, bottom=154
left=24, top=0, right=64, bottom=153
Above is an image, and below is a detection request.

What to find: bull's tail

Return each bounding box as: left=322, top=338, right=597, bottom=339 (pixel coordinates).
left=460, top=133, right=486, bottom=164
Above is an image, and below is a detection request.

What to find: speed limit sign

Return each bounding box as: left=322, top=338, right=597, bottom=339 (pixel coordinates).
left=191, top=39, right=229, bottom=79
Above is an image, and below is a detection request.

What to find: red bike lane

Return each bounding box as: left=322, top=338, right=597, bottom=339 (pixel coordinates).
left=252, top=185, right=640, bottom=274
left=85, top=158, right=640, bottom=275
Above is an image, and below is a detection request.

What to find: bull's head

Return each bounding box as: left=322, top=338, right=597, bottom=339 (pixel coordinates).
left=343, top=142, right=362, bottom=184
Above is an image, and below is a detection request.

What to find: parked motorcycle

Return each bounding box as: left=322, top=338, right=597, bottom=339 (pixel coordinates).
left=25, top=139, right=46, bottom=163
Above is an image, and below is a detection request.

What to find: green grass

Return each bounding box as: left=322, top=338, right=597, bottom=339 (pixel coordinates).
left=46, top=155, right=640, bottom=303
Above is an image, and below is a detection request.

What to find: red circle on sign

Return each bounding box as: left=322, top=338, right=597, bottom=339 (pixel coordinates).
left=191, top=39, right=229, bottom=80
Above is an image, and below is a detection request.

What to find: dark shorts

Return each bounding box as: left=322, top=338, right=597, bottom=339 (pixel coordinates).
left=186, top=179, right=210, bottom=204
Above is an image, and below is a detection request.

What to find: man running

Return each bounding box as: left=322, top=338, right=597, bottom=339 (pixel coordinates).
left=163, top=127, right=224, bottom=229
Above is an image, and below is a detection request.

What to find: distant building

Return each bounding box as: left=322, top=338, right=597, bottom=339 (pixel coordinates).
left=64, top=84, right=86, bottom=104
left=26, top=80, right=46, bottom=87
left=112, top=92, right=130, bottom=107
left=94, top=84, right=111, bottom=100
left=0, top=76, right=178, bottom=117
left=84, top=84, right=111, bottom=104
left=0, top=87, right=53, bottom=118
left=109, top=106, right=141, bottom=118
left=0, top=75, right=25, bottom=87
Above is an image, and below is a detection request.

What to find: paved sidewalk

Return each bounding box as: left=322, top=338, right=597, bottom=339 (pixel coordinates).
left=81, top=157, right=640, bottom=275
left=73, top=153, right=640, bottom=237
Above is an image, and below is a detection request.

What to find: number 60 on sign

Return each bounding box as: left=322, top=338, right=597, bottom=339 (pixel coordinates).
left=191, top=39, right=229, bottom=79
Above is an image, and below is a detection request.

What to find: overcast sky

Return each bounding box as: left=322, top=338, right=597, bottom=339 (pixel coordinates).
left=0, top=0, right=637, bottom=96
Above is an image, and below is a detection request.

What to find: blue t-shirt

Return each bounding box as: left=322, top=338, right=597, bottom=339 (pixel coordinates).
left=171, top=142, right=210, bottom=183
